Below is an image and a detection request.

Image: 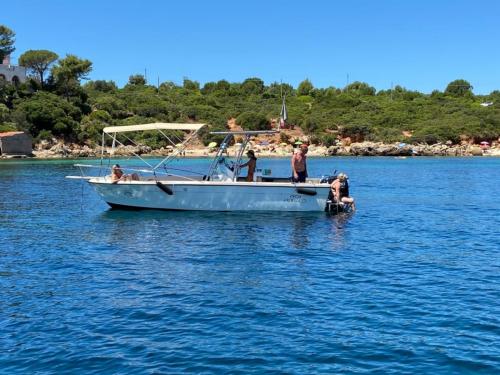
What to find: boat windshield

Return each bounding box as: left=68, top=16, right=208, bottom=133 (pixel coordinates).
left=207, top=130, right=278, bottom=181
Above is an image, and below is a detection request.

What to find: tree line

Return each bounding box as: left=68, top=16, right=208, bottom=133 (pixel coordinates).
left=1, top=24, right=499, bottom=147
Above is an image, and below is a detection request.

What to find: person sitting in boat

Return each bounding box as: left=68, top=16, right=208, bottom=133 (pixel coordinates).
left=111, top=164, right=139, bottom=183
left=239, top=150, right=257, bottom=182
left=331, top=173, right=356, bottom=211
left=291, top=144, right=308, bottom=183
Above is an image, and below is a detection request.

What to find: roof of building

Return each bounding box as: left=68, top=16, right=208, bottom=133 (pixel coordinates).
left=0, top=131, right=26, bottom=138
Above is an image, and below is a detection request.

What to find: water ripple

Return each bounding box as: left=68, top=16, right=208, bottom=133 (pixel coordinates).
left=1, top=157, right=499, bottom=373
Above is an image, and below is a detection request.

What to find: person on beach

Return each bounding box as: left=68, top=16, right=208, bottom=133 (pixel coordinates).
left=240, top=150, right=257, bottom=182
left=111, top=164, right=139, bottom=183
left=331, top=173, right=355, bottom=211
left=291, top=144, right=308, bottom=182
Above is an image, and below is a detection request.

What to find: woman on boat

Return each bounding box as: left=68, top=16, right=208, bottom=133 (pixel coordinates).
left=240, top=150, right=257, bottom=182
left=331, top=173, right=355, bottom=211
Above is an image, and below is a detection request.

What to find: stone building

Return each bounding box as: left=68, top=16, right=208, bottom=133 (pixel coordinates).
left=0, top=55, right=27, bottom=85
left=0, top=131, right=32, bottom=156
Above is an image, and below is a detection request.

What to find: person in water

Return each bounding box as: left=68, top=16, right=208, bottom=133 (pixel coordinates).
left=291, top=144, right=308, bottom=182
left=331, top=172, right=355, bottom=211
left=111, top=164, right=139, bottom=183
left=240, top=150, right=257, bottom=182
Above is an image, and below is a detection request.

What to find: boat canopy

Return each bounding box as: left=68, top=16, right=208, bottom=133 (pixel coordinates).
left=103, top=123, right=206, bottom=134
left=210, top=130, right=278, bottom=135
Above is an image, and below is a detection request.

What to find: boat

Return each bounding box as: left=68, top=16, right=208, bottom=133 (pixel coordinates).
left=68, top=123, right=351, bottom=212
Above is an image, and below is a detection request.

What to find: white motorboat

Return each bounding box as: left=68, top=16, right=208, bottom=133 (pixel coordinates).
left=69, top=123, right=343, bottom=212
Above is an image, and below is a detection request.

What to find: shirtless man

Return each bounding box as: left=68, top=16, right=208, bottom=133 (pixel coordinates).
left=291, top=144, right=308, bottom=183
left=111, top=164, right=124, bottom=183
left=111, top=164, right=139, bottom=184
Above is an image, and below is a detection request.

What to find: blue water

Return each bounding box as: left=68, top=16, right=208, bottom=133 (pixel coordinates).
left=1, top=157, right=499, bottom=374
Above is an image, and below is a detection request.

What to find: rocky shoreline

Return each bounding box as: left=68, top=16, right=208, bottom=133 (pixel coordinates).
left=20, top=140, right=499, bottom=159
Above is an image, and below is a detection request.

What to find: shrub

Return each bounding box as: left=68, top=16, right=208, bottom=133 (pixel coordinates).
left=36, top=129, right=54, bottom=142
left=297, top=79, right=314, bottom=96
left=236, top=112, right=269, bottom=131
left=320, top=133, right=338, bottom=147
left=339, top=124, right=370, bottom=142
left=198, top=116, right=228, bottom=146
left=302, top=117, right=319, bottom=134
left=279, top=132, right=290, bottom=144
left=14, top=91, right=81, bottom=138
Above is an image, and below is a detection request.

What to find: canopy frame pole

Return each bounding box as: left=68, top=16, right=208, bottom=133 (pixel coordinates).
left=105, top=132, right=155, bottom=169
left=152, top=129, right=181, bottom=170
left=99, top=132, right=105, bottom=177
left=153, top=128, right=201, bottom=170
left=232, top=134, right=251, bottom=181
left=207, top=134, right=233, bottom=178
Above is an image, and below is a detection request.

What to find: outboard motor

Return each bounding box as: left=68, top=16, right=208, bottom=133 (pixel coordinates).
left=320, top=175, right=338, bottom=184
left=320, top=170, right=338, bottom=184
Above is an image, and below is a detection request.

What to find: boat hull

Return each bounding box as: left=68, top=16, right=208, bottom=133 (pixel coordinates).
left=89, top=180, right=331, bottom=212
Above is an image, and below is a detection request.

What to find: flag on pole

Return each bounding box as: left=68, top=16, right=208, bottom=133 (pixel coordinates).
left=279, top=95, right=288, bottom=129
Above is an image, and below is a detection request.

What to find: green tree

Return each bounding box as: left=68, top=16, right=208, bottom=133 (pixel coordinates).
left=267, top=82, right=294, bottom=97
left=84, top=80, right=117, bottom=93
left=445, top=79, right=473, bottom=97
left=0, top=103, right=9, bottom=123
left=51, top=54, right=92, bottom=99
left=344, top=81, right=376, bottom=96
left=215, top=80, right=231, bottom=91
left=236, top=111, right=268, bottom=130
left=0, top=25, right=15, bottom=61
left=201, top=81, right=216, bottom=94
left=128, top=74, right=146, bottom=85
left=159, top=81, right=177, bottom=91
left=14, top=91, right=82, bottom=138
left=19, top=50, right=59, bottom=87
left=297, top=79, right=314, bottom=96
left=241, top=78, right=265, bottom=95
left=183, top=78, right=200, bottom=91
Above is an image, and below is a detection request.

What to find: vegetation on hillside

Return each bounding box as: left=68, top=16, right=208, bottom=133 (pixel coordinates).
left=1, top=25, right=499, bottom=147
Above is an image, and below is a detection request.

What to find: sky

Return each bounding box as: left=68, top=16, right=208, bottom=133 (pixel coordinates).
left=5, top=0, right=500, bottom=94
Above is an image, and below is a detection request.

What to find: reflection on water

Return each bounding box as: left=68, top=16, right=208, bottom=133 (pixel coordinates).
left=98, top=209, right=352, bottom=253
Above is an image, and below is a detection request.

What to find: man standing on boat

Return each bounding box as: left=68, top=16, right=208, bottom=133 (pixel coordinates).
left=291, top=144, right=308, bottom=183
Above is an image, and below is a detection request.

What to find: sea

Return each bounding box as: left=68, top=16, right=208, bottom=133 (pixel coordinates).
left=0, top=156, right=499, bottom=374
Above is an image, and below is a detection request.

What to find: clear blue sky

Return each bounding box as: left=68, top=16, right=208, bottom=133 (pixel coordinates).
left=6, top=0, right=500, bottom=94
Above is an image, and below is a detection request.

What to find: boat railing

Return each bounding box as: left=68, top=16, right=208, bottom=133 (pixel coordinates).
left=70, top=163, right=201, bottom=182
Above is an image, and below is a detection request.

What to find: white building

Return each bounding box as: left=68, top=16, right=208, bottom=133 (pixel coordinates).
left=0, top=55, right=27, bottom=85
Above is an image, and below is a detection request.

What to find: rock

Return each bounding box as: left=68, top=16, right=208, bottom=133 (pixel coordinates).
left=32, top=150, right=56, bottom=158
left=75, top=145, right=96, bottom=157
left=470, top=146, right=483, bottom=156
left=350, top=142, right=379, bottom=156
left=315, top=146, right=328, bottom=156
left=336, top=146, right=351, bottom=156
left=49, top=142, right=71, bottom=157
left=112, top=145, right=152, bottom=156
left=327, top=146, right=339, bottom=156
left=36, top=140, right=52, bottom=151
